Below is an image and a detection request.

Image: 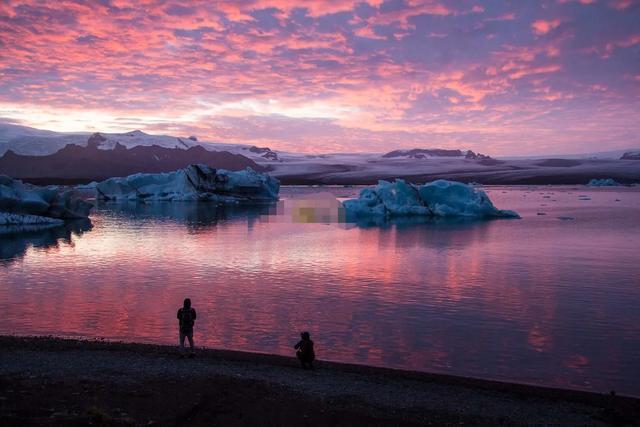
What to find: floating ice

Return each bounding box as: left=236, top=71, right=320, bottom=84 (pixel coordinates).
left=587, top=178, right=622, bottom=186
left=0, top=175, right=92, bottom=226
left=75, top=181, right=98, bottom=190
left=0, top=212, right=63, bottom=227
left=95, top=164, right=279, bottom=203
left=343, top=179, right=519, bottom=220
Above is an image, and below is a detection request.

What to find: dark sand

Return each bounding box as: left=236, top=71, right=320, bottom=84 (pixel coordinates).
left=1, top=336, right=638, bottom=426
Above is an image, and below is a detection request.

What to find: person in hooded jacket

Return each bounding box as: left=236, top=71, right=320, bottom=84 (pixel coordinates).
left=294, top=331, right=315, bottom=368
left=177, top=298, right=197, bottom=357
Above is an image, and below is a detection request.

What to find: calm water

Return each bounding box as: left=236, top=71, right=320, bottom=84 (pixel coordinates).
left=1, top=186, right=639, bottom=396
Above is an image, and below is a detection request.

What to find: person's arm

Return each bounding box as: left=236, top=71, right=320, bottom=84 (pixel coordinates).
left=177, top=309, right=181, bottom=320
left=192, top=309, right=196, bottom=320
left=294, top=341, right=301, bottom=349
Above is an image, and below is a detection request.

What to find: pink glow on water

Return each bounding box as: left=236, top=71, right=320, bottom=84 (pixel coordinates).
left=1, top=187, right=639, bottom=395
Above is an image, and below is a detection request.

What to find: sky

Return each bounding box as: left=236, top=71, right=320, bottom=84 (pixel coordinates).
left=0, top=0, right=639, bottom=155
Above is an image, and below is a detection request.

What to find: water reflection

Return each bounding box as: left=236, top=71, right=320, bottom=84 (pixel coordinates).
left=97, top=200, right=274, bottom=228
left=0, top=219, right=92, bottom=264
left=98, top=196, right=504, bottom=236
left=0, top=187, right=639, bottom=396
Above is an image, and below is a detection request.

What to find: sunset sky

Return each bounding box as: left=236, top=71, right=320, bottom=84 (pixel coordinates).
left=0, top=0, right=639, bottom=154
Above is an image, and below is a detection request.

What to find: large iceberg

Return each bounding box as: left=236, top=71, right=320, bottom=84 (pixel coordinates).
left=343, top=179, right=519, bottom=219
left=95, top=164, right=279, bottom=203
left=0, top=175, right=93, bottom=226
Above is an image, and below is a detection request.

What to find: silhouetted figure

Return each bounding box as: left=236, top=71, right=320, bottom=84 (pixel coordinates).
left=294, top=331, right=315, bottom=368
left=177, top=298, right=197, bottom=357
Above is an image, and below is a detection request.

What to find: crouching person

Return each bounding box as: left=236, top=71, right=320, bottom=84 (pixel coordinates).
left=294, top=331, right=315, bottom=369
left=177, top=298, right=196, bottom=358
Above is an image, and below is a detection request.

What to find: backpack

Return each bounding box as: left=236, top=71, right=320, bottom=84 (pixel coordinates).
left=180, top=308, right=194, bottom=330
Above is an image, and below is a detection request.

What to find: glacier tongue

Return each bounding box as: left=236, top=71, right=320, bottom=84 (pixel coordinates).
left=343, top=179, right=519, bottom=219
left=95, top=164, right=280, bottom=203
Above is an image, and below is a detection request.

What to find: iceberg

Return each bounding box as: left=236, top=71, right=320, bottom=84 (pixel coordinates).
left=343, top=179, right=519, bottom=220
left=75, top=181, right=98, bottom=190
left=586, top=178, right=622, bottom=187
left=0, top=212, right=63, bottom=226
left=0, top=175, right=93, bottom=226
left=95, top=164, right=279, bottom=203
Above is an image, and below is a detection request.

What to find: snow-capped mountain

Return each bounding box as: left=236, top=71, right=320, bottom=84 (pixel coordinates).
left=0, top=123, right=292, bottom=165
left=0, top=123, right=89, bottom=156
left=381, top=148, right=491, bottom=160
left=621, top=150, right=640, bottom=160
left=1, top=122, right=639, bottom=185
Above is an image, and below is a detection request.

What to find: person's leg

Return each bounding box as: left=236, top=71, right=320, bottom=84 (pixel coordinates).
left=302, top=355, right=314, bottom=369
left=187, top=332, right=194, bottom=354
left=179, top=331, right=186, bottom=354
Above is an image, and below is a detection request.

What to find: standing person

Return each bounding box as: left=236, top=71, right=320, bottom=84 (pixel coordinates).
left=177, top=298, right=197, bottom=358
left=294, top=331, right=315, bottom=369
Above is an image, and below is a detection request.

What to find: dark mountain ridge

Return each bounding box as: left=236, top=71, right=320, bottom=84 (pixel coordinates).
left=382, top=148, right=491, bottom=160
left=0, top=133, right=266, bottom=183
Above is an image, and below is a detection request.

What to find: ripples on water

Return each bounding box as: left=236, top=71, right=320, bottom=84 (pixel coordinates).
left=1, top=186, right=639, bottom=396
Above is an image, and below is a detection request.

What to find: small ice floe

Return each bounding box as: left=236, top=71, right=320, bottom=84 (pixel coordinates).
left=0, top=212, right=63, bottom=227
left=587, top=178, right=622, bottom=187
left=557, top=216, right=576, bottom=221
left=343, top=179, right=519, bottom=220
left=537, top=212, right=547, bottom=216
left=95, top=164, right=280, bottom=203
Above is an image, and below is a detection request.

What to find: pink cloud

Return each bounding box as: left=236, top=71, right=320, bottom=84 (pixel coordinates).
left=486, top=12, right=517, bottom=21
left=609, top=0, right=635, bottom=10
left=584, top=33, right=640, bottom=58
left=0, top=0, right=638, bottom=155
left=531, top=19, right=562, bottom=35
left=558, top=0, right=597, bottom=4
left=508, top=65, right=562, bottom=80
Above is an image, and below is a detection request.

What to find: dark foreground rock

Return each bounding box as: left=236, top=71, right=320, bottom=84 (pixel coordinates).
left=0, top=336, right=638, bottom=426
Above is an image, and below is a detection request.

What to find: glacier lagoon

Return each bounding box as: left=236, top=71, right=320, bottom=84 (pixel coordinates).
left=1, top=186, right=639, bottom=396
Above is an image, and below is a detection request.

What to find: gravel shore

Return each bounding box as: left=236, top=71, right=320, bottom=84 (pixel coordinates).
left=1, top=336, right=638, bottom=426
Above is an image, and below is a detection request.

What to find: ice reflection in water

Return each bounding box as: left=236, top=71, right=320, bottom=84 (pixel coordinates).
left=0, top=219, right=93, bottom=264
left=0, top=186, right=639, bottom=396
